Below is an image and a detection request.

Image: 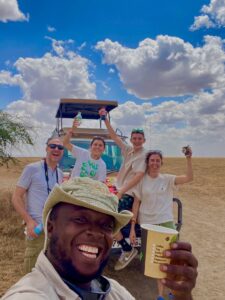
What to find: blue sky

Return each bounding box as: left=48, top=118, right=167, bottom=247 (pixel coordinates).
left=0, top=0, right=225, bottom=156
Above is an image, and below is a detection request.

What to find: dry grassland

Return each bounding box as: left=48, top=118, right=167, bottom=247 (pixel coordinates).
left=0, top=157, right=225, bottom=299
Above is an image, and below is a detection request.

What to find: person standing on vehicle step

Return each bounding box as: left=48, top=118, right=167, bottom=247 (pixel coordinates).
left=12, top=137, right=64, bottom=273
left=130, top=147, right=193, bottom=300
left=63, top=118, right=107, bottom=182
left=99, top=108, right=147, bottom=271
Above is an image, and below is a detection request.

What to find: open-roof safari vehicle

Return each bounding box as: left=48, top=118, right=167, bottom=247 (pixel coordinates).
left=55, top=98, right=183, bottom=249
left=55, top=98, right=127, bottom=179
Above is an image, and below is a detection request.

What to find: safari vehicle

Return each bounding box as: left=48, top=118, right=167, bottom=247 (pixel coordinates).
left=55, top=98, right=127, bottom=177
left=55, top=98, right=183, bottom=249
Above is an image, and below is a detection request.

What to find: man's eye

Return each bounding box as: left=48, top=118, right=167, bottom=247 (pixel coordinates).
left=72, top=217, right=87, bottom=224
left=102, top=223, right=114, bottom=232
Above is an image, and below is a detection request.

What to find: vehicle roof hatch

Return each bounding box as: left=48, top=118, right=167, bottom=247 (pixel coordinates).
left=55, top=98, right=118, bottom=120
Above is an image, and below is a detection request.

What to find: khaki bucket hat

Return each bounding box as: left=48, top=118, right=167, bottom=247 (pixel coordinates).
left=43, top=177, right=133, bottom=237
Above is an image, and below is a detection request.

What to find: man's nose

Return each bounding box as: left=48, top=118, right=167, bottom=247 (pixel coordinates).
left=86, top=224, right=104, bottom=237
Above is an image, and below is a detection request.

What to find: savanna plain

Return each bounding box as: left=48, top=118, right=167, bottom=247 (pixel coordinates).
left=0, top=157, right=224, bottom=300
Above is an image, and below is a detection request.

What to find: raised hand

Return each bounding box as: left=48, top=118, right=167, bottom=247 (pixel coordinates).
left=182, top=146, right=192, bottom=158
left=99, top=107, right=107, bottom=120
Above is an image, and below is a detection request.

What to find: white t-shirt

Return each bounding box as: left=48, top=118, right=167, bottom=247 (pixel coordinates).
left=133, top=173, right=176, bottom=225
left=70, top=145, right=107, bottom=182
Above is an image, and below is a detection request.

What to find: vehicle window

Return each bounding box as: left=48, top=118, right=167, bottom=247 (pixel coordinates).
left=102, top=142, right=123, bottom=172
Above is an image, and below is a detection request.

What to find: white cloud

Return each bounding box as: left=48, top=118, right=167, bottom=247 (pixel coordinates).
left=109, top=68, right=115, bottom=74
left=96, top=36, right=225, bottom=99
left=47, top=26, right=56, bottom=32
left=0, top=0, right=29, bottom=22
left=5, top=87, right=225, bottom=157
left=1, top=39, right=97, bottom=156
left=2, top=35, right=225, bottom=157
left=110, top=101, right=148, bottom=128
left=1, top=39, right=96, bottom=103
left=0, top=70, right=23, bottom=85
left=96, top=80, right=111, bottom=95
left=7, top=99, right=55, bottom=125
left=190, top=0, right=225, bottom=30
left=102, top=88, right=225, bottom=157
left=190, top=15, right=215, bottom=31
left=45, top=37, right=74, bottom=57
left=78, top=42, right=87, bottom=51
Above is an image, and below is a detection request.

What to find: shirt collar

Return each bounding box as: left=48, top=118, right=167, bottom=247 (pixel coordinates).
left=62, top=276, right=111, bottom=300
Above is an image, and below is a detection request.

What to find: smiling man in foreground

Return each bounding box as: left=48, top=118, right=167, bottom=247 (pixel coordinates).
left=3, top=177, right=198, bottom=300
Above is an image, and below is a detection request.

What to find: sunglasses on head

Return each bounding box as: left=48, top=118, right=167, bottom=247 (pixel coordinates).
left=131, top=128, right=144, bottom=134
left=148, top=150, right=163, bottom=156
left=48, top=144, right=64, bottom=150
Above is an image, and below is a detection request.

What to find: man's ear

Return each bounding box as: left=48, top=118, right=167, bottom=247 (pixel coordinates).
left=47, top=220, right=54, bottom=237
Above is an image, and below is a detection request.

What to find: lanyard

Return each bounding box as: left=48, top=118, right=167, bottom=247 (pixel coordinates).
left=44, top=159, right=59, bottom=194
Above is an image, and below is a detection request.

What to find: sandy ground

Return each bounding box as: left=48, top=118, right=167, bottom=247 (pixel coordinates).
left=0, top=157, right=225, bottom=300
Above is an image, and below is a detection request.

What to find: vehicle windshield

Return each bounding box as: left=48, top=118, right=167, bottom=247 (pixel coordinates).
left=59, top=140, right=123, bottom=173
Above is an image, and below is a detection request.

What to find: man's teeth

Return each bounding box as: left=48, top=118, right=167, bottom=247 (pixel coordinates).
left=82, top=252, right=97, bottom=259
left=78, top=245, right=99, bottom=256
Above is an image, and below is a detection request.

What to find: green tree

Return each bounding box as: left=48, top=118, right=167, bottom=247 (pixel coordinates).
left=0, top=110, right=34, bottom=166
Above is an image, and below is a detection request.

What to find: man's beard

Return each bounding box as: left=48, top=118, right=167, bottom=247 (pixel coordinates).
left=49, top=234, right=109, bottom=284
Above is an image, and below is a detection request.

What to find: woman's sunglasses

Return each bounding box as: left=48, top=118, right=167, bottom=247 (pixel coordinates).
left=48, top=144, right=64, bottom=150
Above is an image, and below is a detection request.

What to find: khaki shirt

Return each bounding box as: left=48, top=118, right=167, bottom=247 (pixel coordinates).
left=2, top=251, right=135, bottom=300
left=116, top=143, right=146, bottom=195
